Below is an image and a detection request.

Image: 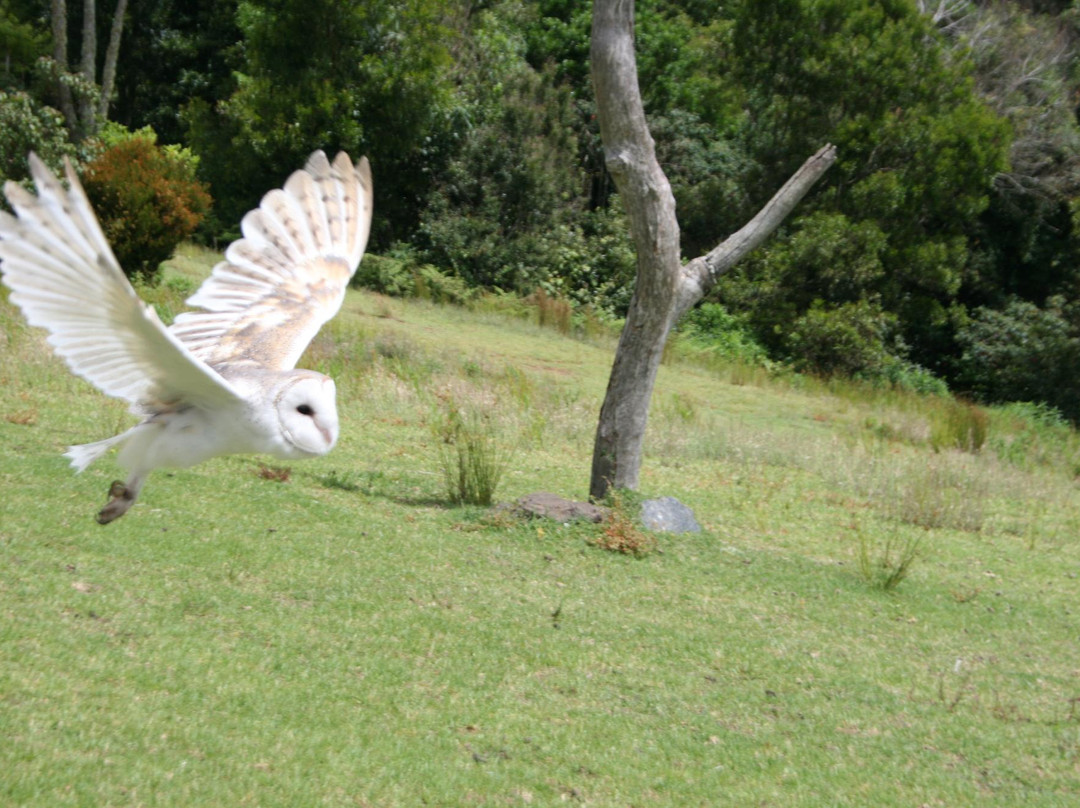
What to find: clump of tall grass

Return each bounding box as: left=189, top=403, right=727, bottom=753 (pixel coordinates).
left=531, top=288, right=573, bottom=335
left=433, top=393, right=510, bottom=506
left=929, top=398, right=988, bottom=453
left=647, top=391, right=703, bottom=460
left=855, top=524, right=922, bottom=591
left=576, top=304, right=616, bottom=344
left=371, top=332, right=443, bottom=391
left=318, top=469, right=362, bottom=492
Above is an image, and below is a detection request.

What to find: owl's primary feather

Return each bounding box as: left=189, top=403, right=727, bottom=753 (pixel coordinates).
left=170, top=151, right=372, bottom=371
left=0, top=150, right=372, bottom=523
left=0, top=155, right=240, bottom=413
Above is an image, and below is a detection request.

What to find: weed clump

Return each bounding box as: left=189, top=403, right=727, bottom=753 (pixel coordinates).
left=257, top=464, right=291, bottom=483
left=589, top=492, right=657, bottom=557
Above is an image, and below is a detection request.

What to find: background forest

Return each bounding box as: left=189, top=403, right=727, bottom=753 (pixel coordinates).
left=3, top=0, right=1080, bottom=420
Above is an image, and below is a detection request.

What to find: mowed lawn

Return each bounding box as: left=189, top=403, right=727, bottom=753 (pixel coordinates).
left=2, top=247, right=1080, bottom=806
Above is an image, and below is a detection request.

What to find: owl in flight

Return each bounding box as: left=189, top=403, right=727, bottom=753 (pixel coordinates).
left=0, top=150, right=372, bottom=523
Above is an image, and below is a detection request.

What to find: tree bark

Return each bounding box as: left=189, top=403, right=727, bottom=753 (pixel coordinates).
left=98, top=0, right=129, bottom=124
left=50, top=0, right=78, bottom=132
left=78, top=0, right=97, bottom=135
left=588, top=0, right=836, bottom=501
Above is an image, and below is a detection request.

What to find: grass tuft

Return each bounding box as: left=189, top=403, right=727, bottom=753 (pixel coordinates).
left=532, top=287, right=573, bottom=335
left=930, top=398, right=989, bottom=453
left=855, top=524, right=922, bottom=591
left=318, top=469, right=362, bottom=492
left=433, top=392, right=510, bottom=506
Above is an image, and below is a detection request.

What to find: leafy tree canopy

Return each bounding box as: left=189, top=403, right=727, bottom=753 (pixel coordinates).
left=4, top=0, right=1080, bottom=416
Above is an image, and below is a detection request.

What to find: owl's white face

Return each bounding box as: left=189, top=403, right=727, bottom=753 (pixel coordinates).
left=274, top=372, right=339, bottom=457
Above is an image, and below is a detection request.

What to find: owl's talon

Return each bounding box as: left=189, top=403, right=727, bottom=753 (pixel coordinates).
left=97, top=481, right=135, bottom=525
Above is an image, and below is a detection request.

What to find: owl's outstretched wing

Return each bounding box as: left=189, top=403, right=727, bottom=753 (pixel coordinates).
left=0, top=154, right=242, bottom=413
left=169, top=151, right=372, bottom=371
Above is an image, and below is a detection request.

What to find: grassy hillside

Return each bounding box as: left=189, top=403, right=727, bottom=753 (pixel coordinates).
left=2, top=245, right=1079, bottom=806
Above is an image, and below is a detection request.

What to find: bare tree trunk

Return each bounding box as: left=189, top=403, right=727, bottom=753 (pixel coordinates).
left=98, top=0, right=129, bottom=123
left=588, top=0, right=836, bottom=501
left=50, top=0, right=78, bottom=132
left=78, top=0, right=97, bottom=136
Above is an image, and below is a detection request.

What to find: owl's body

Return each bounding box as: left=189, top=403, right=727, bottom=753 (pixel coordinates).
left=0, top=151, right=372, bottom=523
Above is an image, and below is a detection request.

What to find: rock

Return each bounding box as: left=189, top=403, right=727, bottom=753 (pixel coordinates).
left=640, top=497, right=701, bottom=533
left=508, top=492, right=609, bottom=524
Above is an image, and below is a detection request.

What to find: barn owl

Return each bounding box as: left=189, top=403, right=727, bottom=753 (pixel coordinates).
left=0, top=150, right=372, bottom=523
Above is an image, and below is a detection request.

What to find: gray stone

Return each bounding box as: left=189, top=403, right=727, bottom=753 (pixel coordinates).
left=640, top=497, right=701, bottom=533
left=509, top=492, right=609, bottom=524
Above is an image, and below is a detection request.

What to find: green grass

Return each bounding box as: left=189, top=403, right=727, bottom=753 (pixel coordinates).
left=2, top=246, right=1080, bottom=805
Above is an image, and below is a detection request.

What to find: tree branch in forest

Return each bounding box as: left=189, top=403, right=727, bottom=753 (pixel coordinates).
left=676, top=144, right=837, bottom=318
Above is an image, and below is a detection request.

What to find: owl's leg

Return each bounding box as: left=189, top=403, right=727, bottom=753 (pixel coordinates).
left=96, top=473, right=146, bottom=525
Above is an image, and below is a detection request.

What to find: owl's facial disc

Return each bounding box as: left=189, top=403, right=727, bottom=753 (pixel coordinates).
left=275, top=373, right=339, bottom=456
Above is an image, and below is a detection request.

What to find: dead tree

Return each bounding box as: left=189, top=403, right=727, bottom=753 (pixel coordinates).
left=588, top=0, right=836, bottom=500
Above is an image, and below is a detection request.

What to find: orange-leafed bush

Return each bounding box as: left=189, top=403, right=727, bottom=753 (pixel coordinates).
left=81, top=137, right=211, bottom=284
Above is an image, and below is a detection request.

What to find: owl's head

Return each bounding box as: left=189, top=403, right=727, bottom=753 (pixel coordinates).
left=273, top=371, right=339, bottom=457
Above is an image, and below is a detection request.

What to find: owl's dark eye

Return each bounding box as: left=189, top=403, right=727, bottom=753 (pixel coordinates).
left=296, top=404, right=315, bottom=416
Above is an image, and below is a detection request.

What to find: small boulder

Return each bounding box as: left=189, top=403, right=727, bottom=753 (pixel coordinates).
left=509, top=492, right=609, bottom=524
left=640, top=497, right=701, bottom=533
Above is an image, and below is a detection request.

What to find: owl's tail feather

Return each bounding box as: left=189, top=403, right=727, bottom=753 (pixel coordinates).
left=65, top=432, right=129, bottom=472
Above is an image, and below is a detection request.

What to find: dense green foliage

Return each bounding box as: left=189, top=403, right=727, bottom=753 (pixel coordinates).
left=955, top=296, right=1080, bottom=421
left=5, top=0, right=1080, bottom=416
left=0, top=90, right=86, bottom=184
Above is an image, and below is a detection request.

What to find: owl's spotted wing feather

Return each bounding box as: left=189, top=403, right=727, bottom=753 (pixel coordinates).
left=169, top=151, right=372, bottom=371
left=0, top=154, right=242, bottom=412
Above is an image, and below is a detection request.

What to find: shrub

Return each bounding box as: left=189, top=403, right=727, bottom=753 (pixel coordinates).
left=0, top=90, right=86, bottom=187
left=678, top=302, right=770, bottom=366
left=877, top=358, right=949, bottom=397
left=352, top=253, right=472, bottom=306
left=954, top=297, right=1080, bottom=422
left=787, top=299, right=900, bottom=379
left=351, top=253, right=414, bottom=297
left=80, top=134, right=211, bottom=284
left=412, top=264, right=471, bottom=305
